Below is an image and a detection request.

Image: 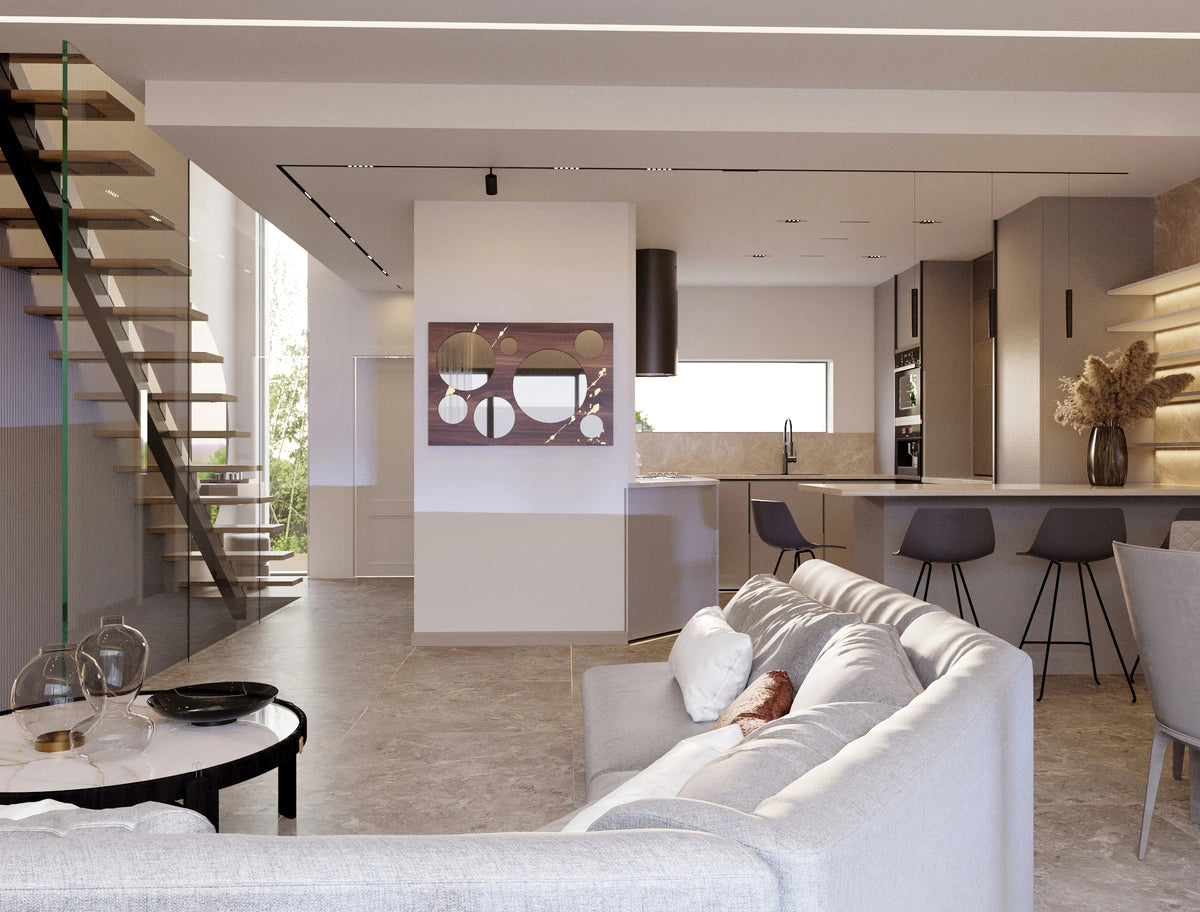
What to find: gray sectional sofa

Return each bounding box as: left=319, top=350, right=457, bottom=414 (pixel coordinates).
left=0, top=560, right=1033, bottom=912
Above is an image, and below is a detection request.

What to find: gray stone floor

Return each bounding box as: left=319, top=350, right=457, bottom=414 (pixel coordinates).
left=145, top=577, right=1200, bottom=908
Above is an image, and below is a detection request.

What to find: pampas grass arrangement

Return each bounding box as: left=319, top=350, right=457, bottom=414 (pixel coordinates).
left=1054, top=340, right=1194, bottom=432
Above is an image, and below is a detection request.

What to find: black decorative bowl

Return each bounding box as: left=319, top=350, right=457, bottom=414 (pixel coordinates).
left=148, top=682, right=278, bottom=726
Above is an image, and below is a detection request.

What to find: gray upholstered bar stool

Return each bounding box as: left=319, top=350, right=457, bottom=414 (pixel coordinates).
left=894, top=507, right=994, bottom=626
left=750, top=499, right=845, bottom=575
left=1016, top=506, right=1136, bottom=702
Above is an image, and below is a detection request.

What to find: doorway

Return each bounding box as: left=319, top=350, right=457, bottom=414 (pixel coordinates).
left=353, top=356, right=414, bottom=576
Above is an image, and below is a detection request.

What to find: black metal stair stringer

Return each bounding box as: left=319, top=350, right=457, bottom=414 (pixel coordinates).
left=0, top=56, right=248, bottom=617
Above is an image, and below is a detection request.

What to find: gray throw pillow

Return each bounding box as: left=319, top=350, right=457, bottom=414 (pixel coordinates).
left=745, top=608, right=859, bottom=685
left=0, top=801, right=215, bottom=837
left=678, top=701, right=897, bottom=812
left=791, top=622, right=924, bottom=712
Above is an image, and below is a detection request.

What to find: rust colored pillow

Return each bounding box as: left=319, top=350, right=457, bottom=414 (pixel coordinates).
left=713, top=670, right=794, bottom=736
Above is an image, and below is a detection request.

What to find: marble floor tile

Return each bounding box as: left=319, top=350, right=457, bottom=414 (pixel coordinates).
left=146, top=579, right=1200, bottom=906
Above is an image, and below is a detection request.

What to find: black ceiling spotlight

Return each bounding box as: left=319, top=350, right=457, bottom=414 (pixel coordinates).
left=636, top=248, right=678, bottom=377
left=485, top=168, right=498, bottom=196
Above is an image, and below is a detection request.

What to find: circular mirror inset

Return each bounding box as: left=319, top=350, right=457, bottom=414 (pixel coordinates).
left=438, top=393, right=468, bottom=425
left=580, top=414, right=605, bottom=440
left=575, top=329, right=604, bottom=360
left=513, top=349, right=586, bottom=423
left=437, top=332, right=494, bottom=392
left=499, top=337, right=519, bottom=356
left=473, top=396, right=516, bottom=438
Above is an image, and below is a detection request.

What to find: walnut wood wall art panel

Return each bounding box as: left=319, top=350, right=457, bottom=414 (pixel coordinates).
left=428, top=322, right=613, bottom=445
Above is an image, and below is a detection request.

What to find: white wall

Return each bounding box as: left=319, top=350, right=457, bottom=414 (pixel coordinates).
left=413, top=201, right=635, bottom=642
left=308, top=256, right=413, bottom=578
left=676, top=285, right=876, bottom=432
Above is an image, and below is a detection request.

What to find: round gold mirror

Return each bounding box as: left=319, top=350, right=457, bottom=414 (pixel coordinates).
left=512, top=349, right=586, bottom=423
left=575, top=329, right=604, bottom=360
left=437, top=331, right=494, bottom=391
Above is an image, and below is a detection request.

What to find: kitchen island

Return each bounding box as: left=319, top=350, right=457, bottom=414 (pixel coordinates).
left=797, top=481, right=1200, bottom=676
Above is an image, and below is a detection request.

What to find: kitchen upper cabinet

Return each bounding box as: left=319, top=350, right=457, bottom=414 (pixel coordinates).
left=895, top=265, right=921, bottom=351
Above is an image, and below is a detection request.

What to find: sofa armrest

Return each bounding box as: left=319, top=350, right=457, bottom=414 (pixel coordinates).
left=0, top=829, right=780, bottom=912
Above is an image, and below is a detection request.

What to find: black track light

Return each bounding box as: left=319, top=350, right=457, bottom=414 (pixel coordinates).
left=485, top=168, right=498, bottom=196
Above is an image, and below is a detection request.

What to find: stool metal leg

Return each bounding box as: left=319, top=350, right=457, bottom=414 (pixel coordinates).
left=1019, top=560, right=1062, bottom=702
left=951, top=562, right=981, bottom=626
left=1076, top=562, right=1101, bottom=686
left=773, top=549, right=787, bottom=575
left=1082, top=561, right=1137, bottom=703
left=912, top=562, right=932, bottom=600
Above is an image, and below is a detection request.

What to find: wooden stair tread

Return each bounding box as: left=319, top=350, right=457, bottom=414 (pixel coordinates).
left=163, top=550, right=294, bottom=563
left=7, top=52, right=92, bottom=64
left=29, top=305, right=206, bottom=321
left=80, top=391, right=234, bottom=402
left=180, top=575, right=305, bottom=590
left=134, top=494, right=270, bottom=505
left=2, top=257, right=190, bottom=276
left=95, top=425, right=250, bottom=439
left=0, top=149, right=155, bottom=177
left=0, top=207, right=174, bottom=230
left=115, top=463, right=261, bottom=474
left=148, top=522, right=284, bottom=534
left=52, top=350, right=222, bottom=363
left=5, top=88, right=135, bottom=121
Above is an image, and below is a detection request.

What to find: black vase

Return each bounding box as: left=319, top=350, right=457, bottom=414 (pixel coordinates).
left=1087, top=426, right=1128, bottom=486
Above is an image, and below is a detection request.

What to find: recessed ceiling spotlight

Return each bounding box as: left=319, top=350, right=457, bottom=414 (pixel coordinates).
left=863, top=254, right=886, bottom=259
left=778, top=218, right=806, bottom=224
left=554, top=165, right=580, bottom=170
left=913, top=219, right=943, bottom=225
left=346, top=163, right=375, bottom=168
left=747, top=253, right=771, bottom=258
left=645, top=167, right=673, bottom=171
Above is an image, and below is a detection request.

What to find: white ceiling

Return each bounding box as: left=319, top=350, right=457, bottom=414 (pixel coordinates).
left=7, top=2, right=1200, bottom=291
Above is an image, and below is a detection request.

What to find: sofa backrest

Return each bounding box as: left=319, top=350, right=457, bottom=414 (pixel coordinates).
left=788, top=559, right=939, bottom=633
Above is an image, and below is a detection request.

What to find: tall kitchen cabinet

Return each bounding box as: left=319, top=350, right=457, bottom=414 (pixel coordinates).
left=874, top=260, right=975, bottom=479
left=995, top=196, right=1155, bottom=484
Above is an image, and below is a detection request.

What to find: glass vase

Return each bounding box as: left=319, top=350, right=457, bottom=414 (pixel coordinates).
left=1087, top=425, right=1128, bottom=487
left=10, top=644, right=92, bottom=752
left=70, top=616, right=154, bottom=760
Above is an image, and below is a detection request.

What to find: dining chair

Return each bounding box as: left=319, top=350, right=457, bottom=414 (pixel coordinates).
left=1113, top=541, right=1200, bottom=859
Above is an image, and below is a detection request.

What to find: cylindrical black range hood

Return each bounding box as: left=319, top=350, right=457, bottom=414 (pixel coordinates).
left=636, top=248, right=678, bottom=377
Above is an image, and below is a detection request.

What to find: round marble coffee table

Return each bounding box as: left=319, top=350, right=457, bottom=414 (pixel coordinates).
left=0, top=693, right=306, bottom=831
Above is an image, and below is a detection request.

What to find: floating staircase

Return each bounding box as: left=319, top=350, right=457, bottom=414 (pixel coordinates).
left=1, top=50, right=301, bottom=613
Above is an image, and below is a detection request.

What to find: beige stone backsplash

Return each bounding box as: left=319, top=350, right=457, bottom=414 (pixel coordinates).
left=636, top=431, right=875, bottom=476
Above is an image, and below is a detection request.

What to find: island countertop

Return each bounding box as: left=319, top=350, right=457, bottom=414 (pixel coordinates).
left=797, top=481, right=1200, bottom=497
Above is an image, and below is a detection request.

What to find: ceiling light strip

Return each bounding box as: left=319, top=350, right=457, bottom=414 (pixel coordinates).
left=284, top=163, right=1128, bottom=177
left=5, top=17, right=1200, bottom=41
left=277, top=165, right=392, bottom=280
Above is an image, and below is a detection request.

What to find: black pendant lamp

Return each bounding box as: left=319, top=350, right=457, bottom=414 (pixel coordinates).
left=636, top=248, right=678, bottom=376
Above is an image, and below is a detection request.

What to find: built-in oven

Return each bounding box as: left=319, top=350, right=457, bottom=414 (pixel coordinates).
left=894, top=347, right=921, bottom=419
left=895, top=423, right=922, bottom=477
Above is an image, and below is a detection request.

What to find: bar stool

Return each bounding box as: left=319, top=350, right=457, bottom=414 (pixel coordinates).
left=894, top=507, right=994, bottom=626
left=750, top=499, right=845, bottom=575
left=1016, top=507, right=1135, bottom=702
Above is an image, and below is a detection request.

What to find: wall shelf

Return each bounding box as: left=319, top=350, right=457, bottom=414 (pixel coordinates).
left=1107, top=305, right=1200, bottom=334
left=1156, top=348, right=1200, bottom=368
left=1109, top=261, right=1200, bottom=297
left=1132, top=442, right=1200, bottom=449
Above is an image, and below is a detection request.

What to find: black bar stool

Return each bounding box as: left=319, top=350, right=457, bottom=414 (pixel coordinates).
left=894, top=507, right=994, bottom=625
left=750, top=499, right=845, bottom=575
left=1016, top=507, right=1135, bottom=702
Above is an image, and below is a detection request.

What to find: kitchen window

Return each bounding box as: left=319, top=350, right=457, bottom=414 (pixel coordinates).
left=635, top=361, right=829, bottom=432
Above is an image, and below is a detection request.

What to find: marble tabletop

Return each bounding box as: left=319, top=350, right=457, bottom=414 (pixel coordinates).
left=0, top=695, right=301, bottom=795
left=797, top=481, right=1200, bottom=498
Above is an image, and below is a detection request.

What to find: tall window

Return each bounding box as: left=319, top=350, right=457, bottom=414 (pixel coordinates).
left=635, top=361, right=829, bottom=432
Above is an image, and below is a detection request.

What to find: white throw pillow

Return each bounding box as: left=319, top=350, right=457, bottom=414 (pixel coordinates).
left=562, top=725, right=745, bottom=832
left=669, top=607, right=754, bottom=722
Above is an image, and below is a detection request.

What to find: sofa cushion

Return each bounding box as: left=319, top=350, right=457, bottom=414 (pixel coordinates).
left=789, top=559, right=940, bottom=632
left=581, top=662, right=710, bottom=799
left=724, top=573, right=828, bottom=636
left=566, top=725, right=745, bottom=832
left=792, top=621, right=923, bottom=712
left=0, top=801, right=215, bottom=837
left=679, top=701, right=897, bottom=812
left=713, top=670, right=794, bottom=736
left=669, top=607, right=753, bottom=722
